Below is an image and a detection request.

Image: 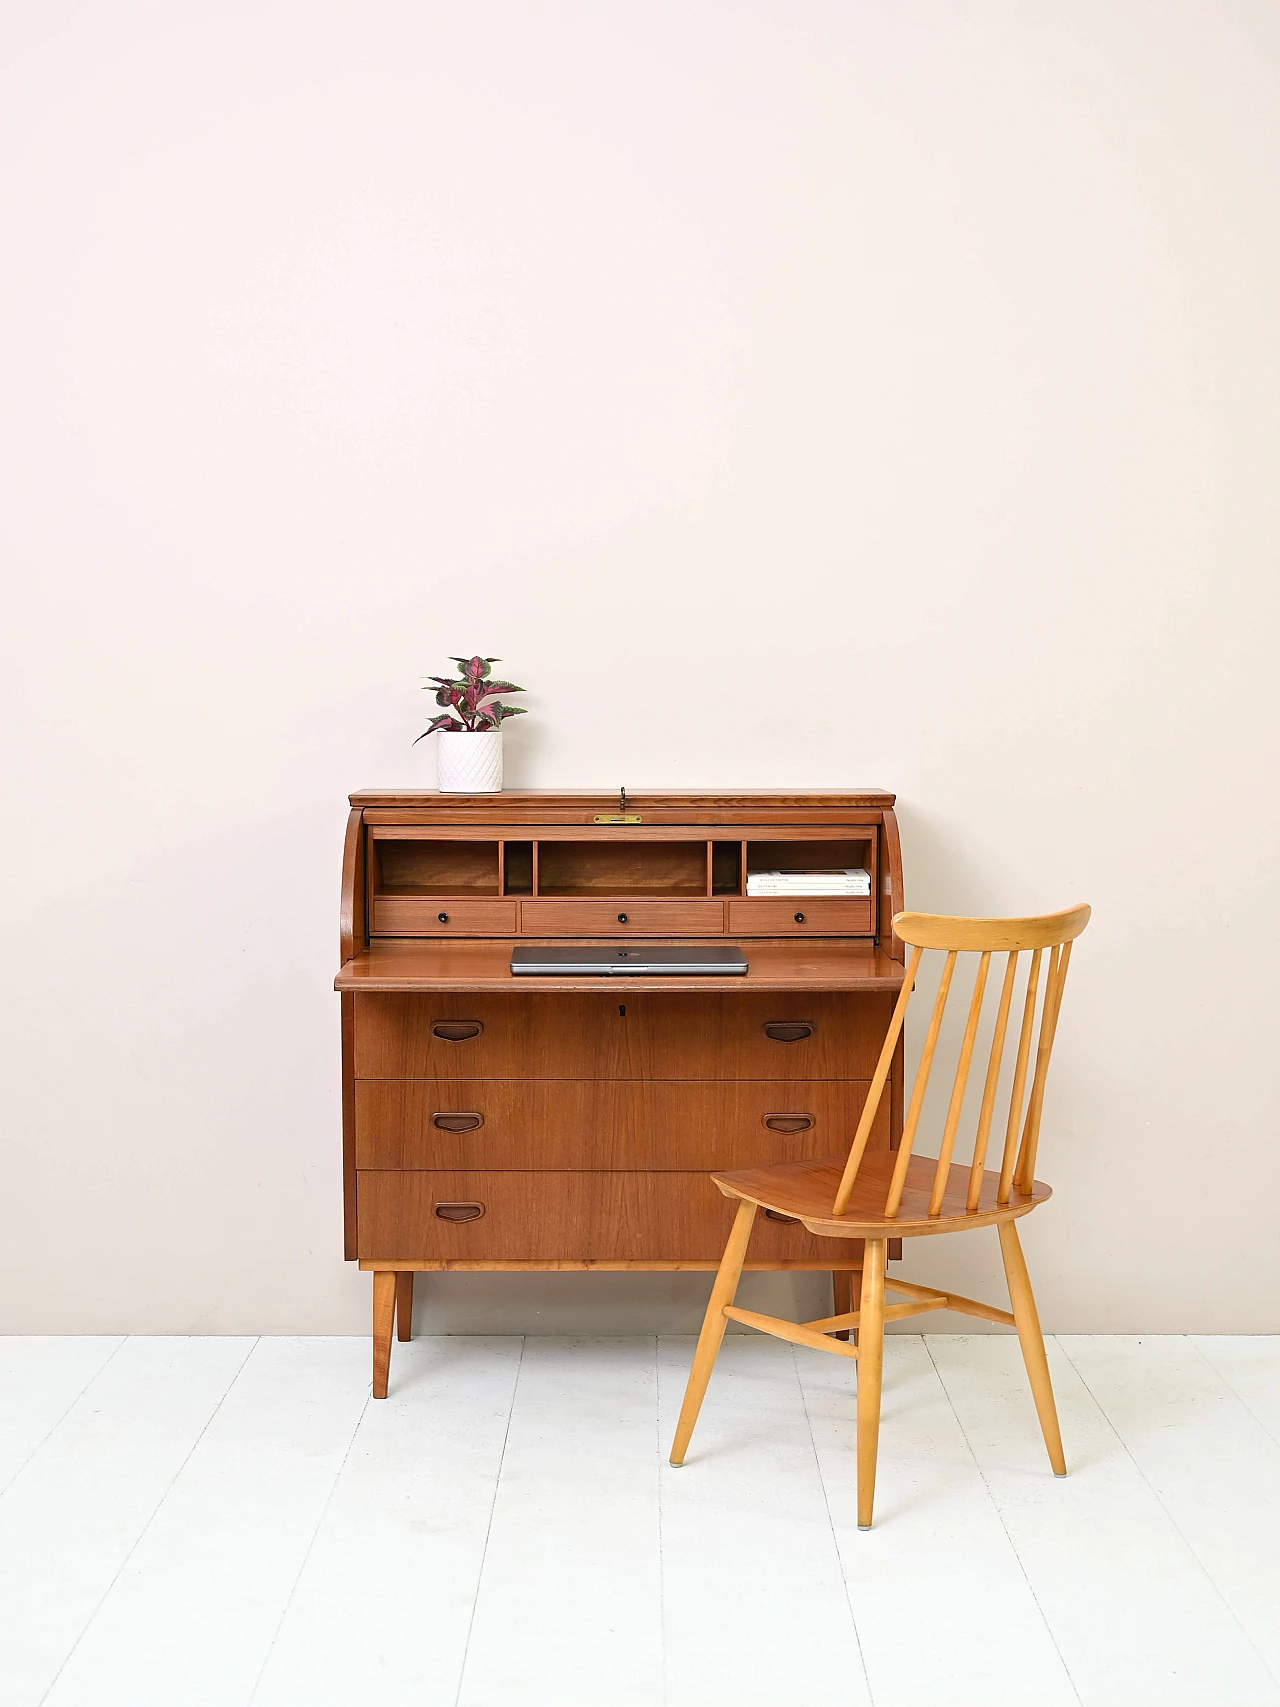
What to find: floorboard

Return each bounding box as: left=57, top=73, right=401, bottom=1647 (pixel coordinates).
left=253, top=1337, right=523, bottom=1707
left=928, top=1334, right=1280, bottom=1707
left=659, top=1334, right=871, bottom=1707
left=0, top=1337, right=254, bottom=1707
left=456, top=1337, right=663, bottom=1707
left=41, top=1339, right=369, bottom=1707
left=5, top=1333, right=1279, bottom=1707
left=799, top=1335, right=1075, bottom=1707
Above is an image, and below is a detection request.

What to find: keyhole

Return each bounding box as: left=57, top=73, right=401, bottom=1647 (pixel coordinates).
left=618, top=1004, right=627, bottom=1017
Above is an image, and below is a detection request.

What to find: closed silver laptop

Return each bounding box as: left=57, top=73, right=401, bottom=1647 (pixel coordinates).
left=511, top=944, right=749, bottom=976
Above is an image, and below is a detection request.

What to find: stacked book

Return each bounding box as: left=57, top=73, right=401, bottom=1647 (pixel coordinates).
left=746, top=867, right=872, bottom=897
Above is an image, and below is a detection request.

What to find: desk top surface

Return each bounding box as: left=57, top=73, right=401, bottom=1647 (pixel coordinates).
left=350, top=787, right=895, bottom=810
left=335, top=940, right=905, bottom=994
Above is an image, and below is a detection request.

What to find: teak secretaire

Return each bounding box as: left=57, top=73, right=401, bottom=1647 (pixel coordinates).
left=335, top=789, right=907, bottom=1394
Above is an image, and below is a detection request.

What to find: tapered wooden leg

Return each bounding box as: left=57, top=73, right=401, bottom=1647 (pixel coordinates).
left=831, top=1270, right=860, bottom=1343
left=395, top=1271, right=414, bottom=1341
left=856, top=1238, right=886, bottom=1529
left=372, top=1270, right=396, bottom=1399
left=998, top=1219, right=1066, bottom=1475
left=669, top=1200, right=757, bottom=1466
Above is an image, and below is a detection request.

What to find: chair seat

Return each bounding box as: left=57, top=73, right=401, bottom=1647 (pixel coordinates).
left=711, top=1153, right=1051, bottom=1238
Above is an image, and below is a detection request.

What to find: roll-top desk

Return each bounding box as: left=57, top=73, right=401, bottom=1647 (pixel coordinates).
left=335, top=789, right=907, bottom=1395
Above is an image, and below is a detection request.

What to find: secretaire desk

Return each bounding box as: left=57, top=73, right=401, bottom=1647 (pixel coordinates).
left=335, top=789, right=907, bottom=1396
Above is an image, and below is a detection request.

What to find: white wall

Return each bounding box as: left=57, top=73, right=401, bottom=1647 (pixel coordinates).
left=2, top=1, right=1277, bottom=1334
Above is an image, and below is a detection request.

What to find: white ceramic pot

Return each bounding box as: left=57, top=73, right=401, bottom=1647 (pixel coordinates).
left=437, top=728, right=503, bottom=792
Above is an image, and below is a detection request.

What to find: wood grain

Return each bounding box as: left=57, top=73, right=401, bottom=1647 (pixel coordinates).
left=339, top=807, right=365, bottom=964
left=711, top=1153, right=1051, bottom=1240
left=352, top=788, right=896, bottom=813
left=520, top=900, right=725, bottom=934
left=880, top=809, right=905, bottom=961
left=857, top=1239, right=886, bottom=1527
left=355, top=1078, right=888, bottom=1170
left=727, top=899, right=874, bottom=936
left=337, top=940, right=905, bottom=994
left=722, top=1304, right=860, bottom=1361
left=341, top=993, right=357, bottom=1260
left=535, top=839, right=709, bottom=896
left=359, top=1258, right=867, bottom=1271
left=370, top=897, right=518, bottom=937
left=355, top=1170, right=867, bottom=1263
left=372, top=1270, right=395, bottom=1399
left=892, top=904, right=1091, bottom=952
left=999, top=1220, right=1066, bottom=1474
left=394, top=1271, right=414, bottom=1340
left=352, top=990, right=895, bottom=1080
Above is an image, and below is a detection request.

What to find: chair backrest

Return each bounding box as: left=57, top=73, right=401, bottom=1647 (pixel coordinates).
left=832, top=904, right=1091, bottom=1219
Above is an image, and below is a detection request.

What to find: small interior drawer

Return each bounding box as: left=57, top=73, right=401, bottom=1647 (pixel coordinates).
left=727, top=898, right=874, bottom=936
left=520, top=900, right=724, bottom=935
left=370, top=897, right=518, bottom=936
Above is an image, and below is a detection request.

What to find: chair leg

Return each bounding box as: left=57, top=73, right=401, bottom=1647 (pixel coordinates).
left=856, top=1238, right=886, bottom=1529
left=669, top=1200, right=758, bottom=1466
left=831, top=1269, right=859, bottom=1343
left=395, top=1272, right=414, bottom=1342
left=998, top=1219, right=1066, bottom=1475
left=372, top=1270, right=396, bottom=1399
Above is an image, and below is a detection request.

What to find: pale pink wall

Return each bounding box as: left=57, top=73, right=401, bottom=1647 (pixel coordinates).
left=1, top=2, right=1277, bottom=1331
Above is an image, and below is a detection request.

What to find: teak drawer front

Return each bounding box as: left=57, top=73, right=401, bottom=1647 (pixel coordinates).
left=370, top=897, right=517, bottom=937
left=728, top=898, right=874, bottom=936
left=354, top=992, right=894, bottom=1080
left=355, top=1079, right=887, bottom=1170
left=356, top=1170, right=864, bottom=1263
left=520, top=900, right=724, bottom=934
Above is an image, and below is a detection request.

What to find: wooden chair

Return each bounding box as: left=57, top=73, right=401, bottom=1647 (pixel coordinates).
left=669, top=903, right=1090, bottom=1529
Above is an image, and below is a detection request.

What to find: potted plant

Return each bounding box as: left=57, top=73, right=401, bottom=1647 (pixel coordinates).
left=415, top=655, right=527, bottom=792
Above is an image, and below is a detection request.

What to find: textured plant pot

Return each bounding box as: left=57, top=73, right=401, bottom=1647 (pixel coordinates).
left=437, top=729, right=503, bottom=792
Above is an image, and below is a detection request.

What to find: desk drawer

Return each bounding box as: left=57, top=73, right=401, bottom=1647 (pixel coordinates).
left=370, top=897, right=518, bottom=937
left=355, top=1078, right=886, bottom=1169
left=356, top=1169, right=863, bottom=1263
left=354, top=992, right=893, bottom=1080
left=520, top=900, right=724, bottom=935
left=728, top=899, right=874, bottom=936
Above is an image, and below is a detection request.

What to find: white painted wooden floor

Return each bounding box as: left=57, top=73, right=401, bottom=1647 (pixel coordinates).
left=2, top=1335, right=1278, bottom=1707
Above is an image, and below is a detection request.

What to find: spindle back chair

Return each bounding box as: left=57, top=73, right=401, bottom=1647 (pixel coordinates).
left=669, top=903, right=1091, bottom=1529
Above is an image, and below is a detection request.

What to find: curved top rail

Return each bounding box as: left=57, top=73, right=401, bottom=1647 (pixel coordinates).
left=891, top=904, right=1091, bottom=952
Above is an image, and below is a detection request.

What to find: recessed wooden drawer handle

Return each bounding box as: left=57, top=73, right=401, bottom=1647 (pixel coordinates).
left=433, top=1201, right=485, bottom=1223
left=763, top=1021, right=813, bottom=1042
left=764, top=1209, right=801, bottom=1224
left=431, top=1112, right=484, bottom=1133
left=763, top=1113, right=814, bottom=1133
left=431, top=1021, right=483, bottom=1042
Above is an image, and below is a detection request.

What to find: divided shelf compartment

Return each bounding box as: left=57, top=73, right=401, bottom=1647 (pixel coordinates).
left=734, top=833, right=877, bottom=936
left=366, top=826, right=878, bottom=937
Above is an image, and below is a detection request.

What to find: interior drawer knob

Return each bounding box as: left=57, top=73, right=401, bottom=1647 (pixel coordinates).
left=617, top=912, right=629, bottom=923
left=763, top=1113, right=814, bottom=1133
left=794, top=911, right=805, bottom=923
left=431, top=1112, right=484, bottom=1133
left=431, top=1021, right=484, bottom=1042
left=763, top=1021, right=814, bottom=1042
left=433, top=1201, right=485, bottom=1223
left=438, top=911, right=450, bottom=923
left=764, top=1208, right=801, bottom=1224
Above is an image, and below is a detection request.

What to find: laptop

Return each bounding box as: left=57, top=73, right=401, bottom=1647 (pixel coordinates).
left=511, top=943, right=749, bottom=976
